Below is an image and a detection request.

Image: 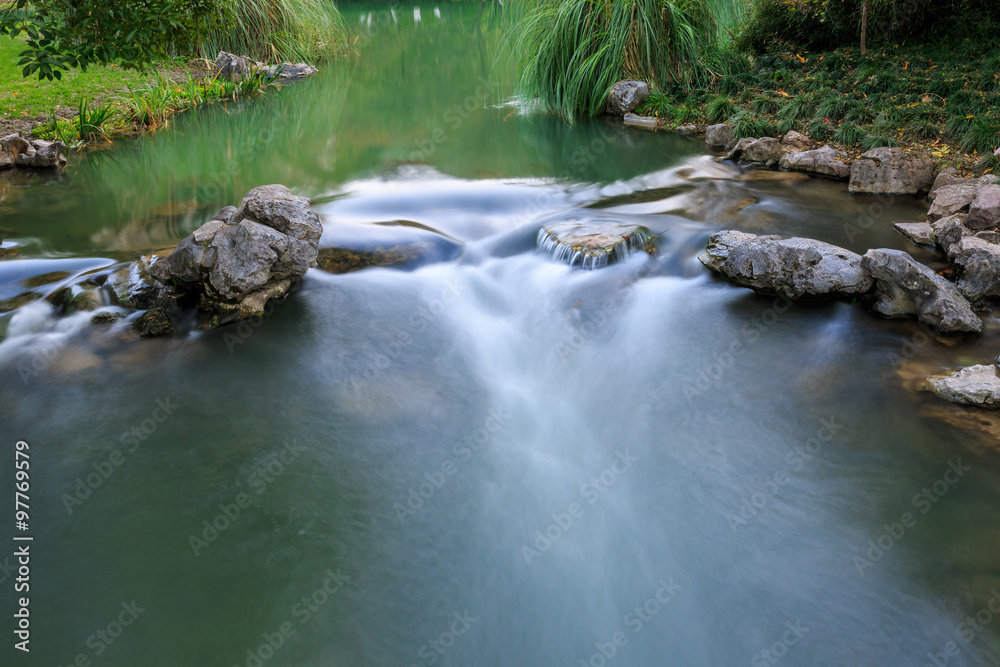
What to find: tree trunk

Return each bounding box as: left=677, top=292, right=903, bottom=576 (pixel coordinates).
left=861, top=0, right=869, bottom=56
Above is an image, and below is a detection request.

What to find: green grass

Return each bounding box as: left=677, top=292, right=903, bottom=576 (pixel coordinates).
left=0, top=36, right=152, bottom=119
left=509, top=0, right=744, bottom=118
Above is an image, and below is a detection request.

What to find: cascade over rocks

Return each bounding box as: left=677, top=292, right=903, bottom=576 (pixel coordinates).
left=538, top=219, right=654, bottom=270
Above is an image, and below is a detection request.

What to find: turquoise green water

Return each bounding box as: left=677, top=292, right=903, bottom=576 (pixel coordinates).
left=2, top=4, right=1000, bottom=666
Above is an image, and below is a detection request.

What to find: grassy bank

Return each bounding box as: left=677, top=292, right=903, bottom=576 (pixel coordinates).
left=636, top=40, right=1000, bottom=172
left=509, top=0, right=999, bottom=172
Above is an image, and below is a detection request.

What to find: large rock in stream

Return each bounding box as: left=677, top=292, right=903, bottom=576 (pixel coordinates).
left=111, top=184, right=323, bottom=335
left=927, top=365, right=1000, bottom=409
left=698, top=231, right=871, bottom=298
left=860, top=249, right=982, bottom=333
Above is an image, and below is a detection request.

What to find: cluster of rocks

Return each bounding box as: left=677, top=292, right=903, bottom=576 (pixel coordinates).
left=214, top=51, right=319, bottom=82
left=699, top=231, right=983, bottom=333
left=103, top=184, right=322, bottom=336
left=699, top=163, right=1000, bottom=409
left=1, top=134, right=67, bottom=170
left=707, top=123, right=938, bottom=195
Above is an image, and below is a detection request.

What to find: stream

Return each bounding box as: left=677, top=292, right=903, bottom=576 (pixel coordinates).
left=2, top=4, right=1000, bottom=666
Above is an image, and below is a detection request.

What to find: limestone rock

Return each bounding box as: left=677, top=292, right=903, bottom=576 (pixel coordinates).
left=698, top=231, right=872, bottom=298
left=779, top=145, right=851, bottom=180
left=927, top=365, right=1000, bottom=409
left=849, top=148, right=935, bottom=195
left=968, top=184, right=1000, bottom=230
left=607, top=81, right=650, bottom=116
left=705, top=124, right=733, bottom=150
left=860, top=248, right=982, bottom=333
left=892, top=221, right=934, bottom=247
left=927, top=184, right=982, bottom=222
left=780, top=131, right=814, bottom=153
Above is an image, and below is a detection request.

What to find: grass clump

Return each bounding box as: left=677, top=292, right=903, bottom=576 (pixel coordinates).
left=706, top=96, right=736, bottom=124
left=510, top=0, right=743, bottom=118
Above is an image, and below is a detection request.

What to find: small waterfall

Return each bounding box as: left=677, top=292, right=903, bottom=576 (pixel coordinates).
left=536, top=222, right=654, bottom=270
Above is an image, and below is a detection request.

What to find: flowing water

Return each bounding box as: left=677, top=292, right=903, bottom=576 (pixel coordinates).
left=3, top=4, right=1000, bottom=666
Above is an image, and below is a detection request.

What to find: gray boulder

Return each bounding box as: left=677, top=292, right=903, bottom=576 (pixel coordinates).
left=27, top=140, right=67, bottom=168
left=927, top=184, right=982, bottom=222
left=705, top=124, right=733, bottom=150
left=698, top=231, right=872, bottom=298
left=264, top=62, right=319, bottom=79
left=860, top=248, right=982, bottom=333
left=779, top=145, right=851, bottom=180
left=892, top=221, right=934, bottom=247
left=607, top=81, right=649, bottom=116
left=149, top=184, right=322, bottom=327
left=0, top=134, right=31, bottom=170
left=741, top=137, right=783, bottom=166
left=848, top=147, right=935, bottom=195
left=949, top=235, right=1000, bottom=302
left=928, top=170, right=999, bottom=201
left=780, top=131, right=814, bottom=153
left=930, top=213, right=972, bottom=258
left=927, top=365, right=1000, bottom=409
left=968, top=184, right=1000, bottom=230
left=674, top=124, right=699, bottom=136
left=724, top=137, right=756, bottom=162
left=215, top=51, right=258, bottom=81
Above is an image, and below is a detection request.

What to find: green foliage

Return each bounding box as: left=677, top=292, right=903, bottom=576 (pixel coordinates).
left=200, top=0, right=348, bottom=63
left=737, top=0, right=1000, bottom=52
left=832, top=121, right=865, bottom=146
left=729, top=110, right=773, bottom=140
left=75, top=98, right=116, bottom=141
left=509, top=0, right=744, bottom=118
left=961, top=117, right=1000, bottom=154
left=905, top=118, right=940, bottom=141
left=0, top=0, right=346, bottom=81
left=0, top=0, right=224, bottom=80
left=778, top=95, right=814, bottom=121
left=706, top=96, right=736, bottom=124
left=861, top=132, right=899, bottom=151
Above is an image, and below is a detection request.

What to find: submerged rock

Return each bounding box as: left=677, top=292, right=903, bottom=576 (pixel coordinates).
left=538, top=220, right=653, bottom=270
left=927, top=365, right=1000, bottom=409
left=698, top=231, right=871, bottom=298
left=607, top=81, right=649, bottom=116
left=860, top=249, right=982, bottom=333
left=848, top=147, right=935, bottom=195
left=778, top=145, right=851, bottom=180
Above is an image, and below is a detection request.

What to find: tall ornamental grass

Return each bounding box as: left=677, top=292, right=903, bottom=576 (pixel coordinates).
left=510, top=0, right=744, bottom=118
